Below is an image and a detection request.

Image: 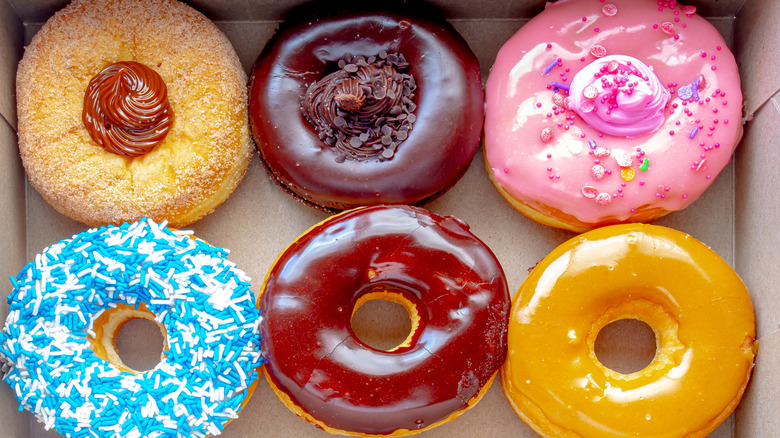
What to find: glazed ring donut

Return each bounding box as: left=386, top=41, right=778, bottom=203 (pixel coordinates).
left=259, top=205, right=510, bottom=436
left=502, top=224, right=757, bottom=438
left=248, top=8, right=484, bottom=211
left=16, top=0, right=252, bottom=227
left=484, top=0, right=743, bottom=232
left=0, top=219, right=264, bottom=437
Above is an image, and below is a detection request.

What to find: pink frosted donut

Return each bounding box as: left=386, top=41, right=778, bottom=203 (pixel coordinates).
left=484, top=0, right=743, bottom=232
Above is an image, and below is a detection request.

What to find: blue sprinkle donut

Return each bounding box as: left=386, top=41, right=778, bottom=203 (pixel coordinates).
left=0, top=219, right=264, bottom=438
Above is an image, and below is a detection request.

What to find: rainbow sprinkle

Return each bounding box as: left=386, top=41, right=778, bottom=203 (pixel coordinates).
left=0, top=219, right=263, bottom=437
left=542, top=58, right=560, bottom=75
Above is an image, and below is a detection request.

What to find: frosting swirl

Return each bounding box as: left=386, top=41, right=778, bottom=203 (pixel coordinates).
left=569, top=55, right=669, bottom=137
left=301, top=52, right=416, bottom=162
left=83, top=61, right=173, bottom=157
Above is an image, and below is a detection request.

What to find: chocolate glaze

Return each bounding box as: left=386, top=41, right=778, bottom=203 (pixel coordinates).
left=83, top=61, right=173, bottom=157
left=260, top=206, right=510, bottom=434
left=248, top=12, right=484, bottom=210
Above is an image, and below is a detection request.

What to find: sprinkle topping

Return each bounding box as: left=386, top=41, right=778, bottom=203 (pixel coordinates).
left=301, top=52, right=417, bottom=163
left=590, top=45, right=607, bottom=58
left=602, top=4, right=618, bottom=17
left=541, top=127, right=554, bottom=143
left=0, top=219, right=263, bottom=438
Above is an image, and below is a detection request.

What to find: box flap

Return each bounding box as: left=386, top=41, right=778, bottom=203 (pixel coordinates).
left=736, top=331, right=780, bottom=438
left=188, top=0, right=746, bottom=21
left=734, top=86, right=780, bottom=438
left=0, top=0, right=23, bottom=129
left=0, top=104, right=28, bottom=438
left=735, top=89, right=780, bottom=339
left=735, top=0, right=780, bottom=118
left=6, top=0, right=64, bottom=24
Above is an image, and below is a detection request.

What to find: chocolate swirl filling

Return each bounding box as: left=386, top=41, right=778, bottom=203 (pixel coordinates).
left=83, top=61, right=174, bottom=157
left=301, top=52, right=417, bottom=162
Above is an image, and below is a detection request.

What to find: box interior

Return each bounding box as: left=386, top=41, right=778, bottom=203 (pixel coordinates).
left=1, top=0, right=778, bottom=437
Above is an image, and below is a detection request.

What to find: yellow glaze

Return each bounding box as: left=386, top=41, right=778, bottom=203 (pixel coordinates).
left=502, top=224, right=757, bottom=438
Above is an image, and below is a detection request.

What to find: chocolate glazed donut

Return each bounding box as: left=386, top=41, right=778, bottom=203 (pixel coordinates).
left=248, top=8, right=484, bottom=211
left=259, top=205, right=510, bottom=435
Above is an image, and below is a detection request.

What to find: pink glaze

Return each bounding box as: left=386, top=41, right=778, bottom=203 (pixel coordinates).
left=484, top=0, right=742, bottom=229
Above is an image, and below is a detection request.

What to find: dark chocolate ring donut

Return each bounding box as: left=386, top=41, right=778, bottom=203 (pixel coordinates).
left=248, top=11, right=484, bottom=210
left=259, top=205, right=510, bottom=435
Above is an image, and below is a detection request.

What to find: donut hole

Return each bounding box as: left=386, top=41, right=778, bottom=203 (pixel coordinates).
left=350, top=291, right=419, bottom=351
left=594, top=319, right=657, bottom=374
left=89, top=304, right=168, bottom=374
left=116, top=318, right=166, bottom=372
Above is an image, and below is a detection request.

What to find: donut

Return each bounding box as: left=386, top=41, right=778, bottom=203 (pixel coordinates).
left=484, top=0, right=743, bottom=232
left=502, top=224, right=757, bottom=437
left=16, top=0, right=253, bottom=227
left=248, top=6, right=484, bottom=211
left=259, top=205, right=510, bottom=436
left=0, top=219, right=264, bottom=437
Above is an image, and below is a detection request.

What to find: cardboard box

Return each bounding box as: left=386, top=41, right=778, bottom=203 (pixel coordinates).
left=0, top=0, right=777, bottom=436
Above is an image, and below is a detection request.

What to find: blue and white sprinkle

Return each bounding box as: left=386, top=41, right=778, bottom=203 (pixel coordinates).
left=0, top=219, right=264, bottom=437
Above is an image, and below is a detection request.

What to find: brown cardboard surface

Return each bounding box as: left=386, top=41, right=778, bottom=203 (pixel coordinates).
left=0, top=111, right=28, bottom=438
left=0, top=0, right=23, bottom=128
left=736, top=331, right=780, bottom=438
left=733, top=89, right=780, bottom=438
left=735, top=89, right=780, bottom=340
left=3, top=1, right=775, bottom=438
left=5, top=0, right=65, bottom=24
left=735, top=0, right=780, bottom=118
left=160, top=0, right=747, bottom=21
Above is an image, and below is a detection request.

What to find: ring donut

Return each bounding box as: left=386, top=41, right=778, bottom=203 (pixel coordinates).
left=259, top=205, right=510, bottom=436
left=0, top=219, right=264, bottom=437
left=248, top=7, right=484, bottom=211
left=502, top=224, right=757, bottom=437
left=484, top=0, right=743, bottom=231
left=16, top=0, right=252, bottom=227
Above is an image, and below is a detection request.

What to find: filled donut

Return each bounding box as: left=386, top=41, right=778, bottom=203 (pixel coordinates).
left=0, top=219, right=264, bottom=437
left=248, top=6, right=484, bottom=211
left=16, top=0, right=253, bottom=227
left=259, top=205, right=510, bottom=436
left=484, top=0, right=743, bottom=232
left=502, top=224, right=757, bottom=437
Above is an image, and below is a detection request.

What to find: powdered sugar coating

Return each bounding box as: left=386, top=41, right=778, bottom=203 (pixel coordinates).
left=16, top=0, right=252, bottom=227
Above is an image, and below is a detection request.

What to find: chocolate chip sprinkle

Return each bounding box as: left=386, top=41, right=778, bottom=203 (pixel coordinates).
left=301, top=52, right=417, bottom=162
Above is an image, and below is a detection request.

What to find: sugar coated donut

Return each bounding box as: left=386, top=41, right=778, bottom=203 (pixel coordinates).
left=502, top=224, right=757, bottom=438
left=0, top=219, right=264, bottom=438
left=484, top=0, right=743, bottom=232
left=259, top=205, right=510, bottom=436
left=16, top=0, right=253, bottom=227
left=248, top=7, right=484, bottom=211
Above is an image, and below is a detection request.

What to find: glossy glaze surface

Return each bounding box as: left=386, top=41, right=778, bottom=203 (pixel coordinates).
left=260, top=206, right=510, bottom=434
left=249, top=12, right=484, bottom=210
left=502, top=224, right=757, bottom=438
left=484, top=0, right=743, bottom=230
left=83, top=61, right=173, bottom=157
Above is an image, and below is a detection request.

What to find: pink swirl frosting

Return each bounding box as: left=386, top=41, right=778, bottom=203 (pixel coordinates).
left=569, top=55, right=669, bottom=137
